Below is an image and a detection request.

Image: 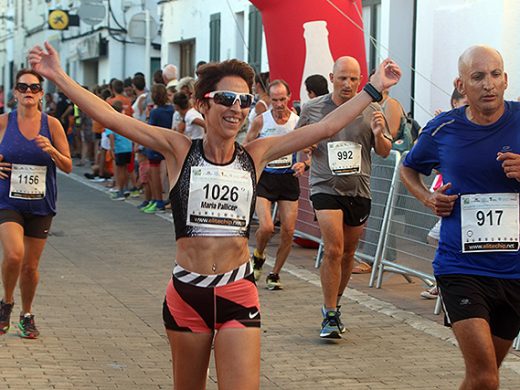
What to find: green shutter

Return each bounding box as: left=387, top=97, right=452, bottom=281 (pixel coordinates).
left=210, top=13, right=221, bottom=62
left=248, top=5, right=262, bottom=72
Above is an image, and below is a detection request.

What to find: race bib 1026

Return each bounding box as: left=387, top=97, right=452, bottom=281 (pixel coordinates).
left=186, top=166, right=253, bottom=231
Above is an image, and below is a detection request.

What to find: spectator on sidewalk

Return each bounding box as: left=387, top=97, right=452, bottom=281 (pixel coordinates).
left=162, top=64, right=178, bottom=90
left=304, top=74, right=329, bottom=99
left=401, top=45, right=520, bottom=390
left=142, top=84, right=173, bottom=214
left=30, top=41, right=400, bottom=389
left=172, top=91, right=205, bottom=139
left=105, top=101, right=133, bottom=201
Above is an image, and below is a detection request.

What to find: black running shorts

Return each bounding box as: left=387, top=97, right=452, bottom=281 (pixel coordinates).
left=257, top=172, right=300, bottom=202
left=114, top=152, right=132, bottom=166
left=436, top=274, right=520, bottom=340
left=310, top=193, right=371, bottom=227
left=0, top=209, right=53, bottom=239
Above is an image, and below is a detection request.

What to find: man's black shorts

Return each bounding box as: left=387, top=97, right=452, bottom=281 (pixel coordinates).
left=0, top=209, right=53, bottom=239
left=436, top=274, right=520, bottom=340
left=114, top=152, right=132, bottom=166
left=310, top=193, right=371, bottom=227
left=257, top=172, right=300, bottom=202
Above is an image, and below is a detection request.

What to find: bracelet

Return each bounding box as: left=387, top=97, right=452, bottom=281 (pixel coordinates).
left=304, top=161, right=310, bottom=171
left=363, top=82, right=383, bottom=102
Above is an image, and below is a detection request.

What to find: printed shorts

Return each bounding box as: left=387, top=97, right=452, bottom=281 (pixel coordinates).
left=163, top=261, right=261, bottom=333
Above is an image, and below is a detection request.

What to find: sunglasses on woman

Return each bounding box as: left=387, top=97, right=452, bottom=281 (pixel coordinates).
left=15, top=83, right=43, bottom=94
left=204, top=91, right=254, bottom=108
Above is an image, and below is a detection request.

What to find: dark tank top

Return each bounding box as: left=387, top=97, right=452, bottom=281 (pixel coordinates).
left=170, top=139, right=257, bottom=239
left=0, top=111, right=57, bottom=215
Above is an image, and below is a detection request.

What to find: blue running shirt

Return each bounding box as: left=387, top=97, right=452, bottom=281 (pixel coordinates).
left=403, top=102, right=520, bottom=278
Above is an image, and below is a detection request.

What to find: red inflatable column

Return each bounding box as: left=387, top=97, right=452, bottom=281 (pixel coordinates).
left=250, top=0, right=367, bottom=103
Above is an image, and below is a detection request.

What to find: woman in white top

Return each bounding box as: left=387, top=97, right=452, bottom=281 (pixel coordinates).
left=172, top=91, right=206, bottom=139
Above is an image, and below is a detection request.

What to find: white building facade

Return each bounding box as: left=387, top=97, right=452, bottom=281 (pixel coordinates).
left=158, top=0, right=268, bottom=77
left=0, top=0, right=161, bottom=94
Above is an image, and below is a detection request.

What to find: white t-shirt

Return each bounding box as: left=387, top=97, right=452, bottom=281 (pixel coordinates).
left=184, top=108, right=204, bottom=139
left=171, top=111, right=183, bottom=131
left=100, top=130, right=111, bottom=150
left=132, top=93, right=149, bottom=122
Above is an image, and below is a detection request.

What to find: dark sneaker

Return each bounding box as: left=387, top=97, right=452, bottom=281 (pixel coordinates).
left=111, top=191, right=126, bottom=201
left=320, top=310, right=342, bottom=339
left=266, top=273, right=283, bottom=290
left=18, top=314, right=40, bottom=339
left=0, top=300, right=14, bottom=335
left=137, top=200, right=150, bottom=210
left=252, top=253, right=266, bottom=281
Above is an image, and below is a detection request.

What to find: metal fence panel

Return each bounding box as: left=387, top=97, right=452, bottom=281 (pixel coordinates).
left=373, top=152, right=438, bottom=288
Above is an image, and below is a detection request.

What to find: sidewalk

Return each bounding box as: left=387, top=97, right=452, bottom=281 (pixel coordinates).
left=0, top=171, right=519, bottom=389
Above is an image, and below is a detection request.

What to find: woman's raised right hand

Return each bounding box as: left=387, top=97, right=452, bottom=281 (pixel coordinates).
left=27, top=42, right=62, bottom=81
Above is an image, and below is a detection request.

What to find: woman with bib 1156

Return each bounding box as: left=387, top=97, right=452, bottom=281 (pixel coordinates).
left=0, top=69, right=72, bottom=339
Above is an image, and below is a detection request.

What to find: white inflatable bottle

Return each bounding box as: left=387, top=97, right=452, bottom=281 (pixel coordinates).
left=299, top=20, right=335, bottom=105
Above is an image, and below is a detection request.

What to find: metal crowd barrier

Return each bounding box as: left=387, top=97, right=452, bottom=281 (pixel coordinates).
left=371, top=157, right=438, bottom=289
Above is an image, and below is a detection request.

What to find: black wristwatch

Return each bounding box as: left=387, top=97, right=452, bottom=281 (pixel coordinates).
left=363, top=82, right=383, bottom=102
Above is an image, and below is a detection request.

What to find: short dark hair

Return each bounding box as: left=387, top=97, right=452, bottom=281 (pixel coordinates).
left=100, top=88, right=112, bottom=101
left=16, top=69, right=44, bottom=84
left=194, top=59, right=255, bottom=103
left=151, top=84, right=169, bottom=106
left=111, top=100, right=123, bottom=113
left=173, top=91, right=190, bottom=110
left=153, top=70, right=164, bottom=85
left=123, top=77, right=133, bottom=88
left=305, top=74, right=329, bottom=97
left=132, top=75, right=146, bottom=91
left=112, top=79, right=124, bottom=94
left=268, top=79, right=291, bottom=96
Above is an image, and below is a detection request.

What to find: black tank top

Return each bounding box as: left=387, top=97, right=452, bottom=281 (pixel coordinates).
left=170, top=139, right=257, bottom=239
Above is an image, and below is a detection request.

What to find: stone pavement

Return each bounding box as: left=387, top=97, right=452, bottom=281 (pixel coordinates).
left=1, top=171, right=520, bottom=389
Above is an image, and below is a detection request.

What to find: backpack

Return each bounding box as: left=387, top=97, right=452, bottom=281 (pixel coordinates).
left=392, top=113, right=415, bottom=153
left=381, top=99, right=416, bottom=153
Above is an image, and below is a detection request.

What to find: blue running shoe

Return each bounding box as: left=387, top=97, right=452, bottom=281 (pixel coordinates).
left=321, top=305, right=346, bottom=334
left=320, top=310, right=342, bottom=339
